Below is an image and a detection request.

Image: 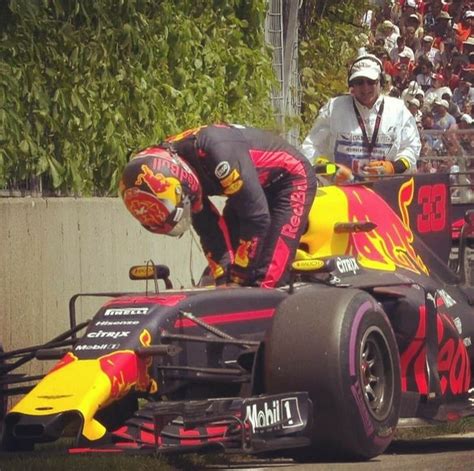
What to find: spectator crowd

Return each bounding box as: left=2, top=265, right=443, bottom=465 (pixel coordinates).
left=361, top=0, right=474, bottom=181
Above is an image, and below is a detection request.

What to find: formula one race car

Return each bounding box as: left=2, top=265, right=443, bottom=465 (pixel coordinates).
left=1, top=172, right=474, bottom=461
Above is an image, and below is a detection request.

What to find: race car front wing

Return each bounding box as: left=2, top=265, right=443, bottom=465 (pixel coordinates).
left=70, top=392, right=312, bottom=455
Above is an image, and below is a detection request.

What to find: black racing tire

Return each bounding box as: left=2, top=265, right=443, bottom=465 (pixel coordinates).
left=264, top=286, right=401, bottom=461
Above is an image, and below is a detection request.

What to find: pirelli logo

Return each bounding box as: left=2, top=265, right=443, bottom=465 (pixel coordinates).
left=104, top=307, right=149, bottom=316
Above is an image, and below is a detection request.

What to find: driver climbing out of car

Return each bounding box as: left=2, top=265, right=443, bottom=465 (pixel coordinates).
left=120, top=124, right=318, bottom=288
left=301, top=54, right=421, bottom=182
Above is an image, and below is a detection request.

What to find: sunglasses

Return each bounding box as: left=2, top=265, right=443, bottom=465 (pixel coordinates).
left=351, top=78, right=379, bottom=86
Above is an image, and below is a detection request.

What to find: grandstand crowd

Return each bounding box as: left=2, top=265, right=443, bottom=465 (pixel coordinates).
left=361, top=0, right=474, bottom=191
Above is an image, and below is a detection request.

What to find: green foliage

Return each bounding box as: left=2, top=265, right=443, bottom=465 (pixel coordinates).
left=0, top=0, right=276, bottom=195
left=299, top=0, right=370, bottom=137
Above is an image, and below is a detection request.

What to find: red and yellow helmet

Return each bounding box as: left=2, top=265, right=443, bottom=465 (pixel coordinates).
left=119, top=147, right=202, bottom=237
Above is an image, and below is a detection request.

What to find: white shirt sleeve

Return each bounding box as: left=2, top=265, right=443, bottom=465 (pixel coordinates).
left=301, top=99, right=333, bottom=164
left=396, top=107, right=421, bottom=171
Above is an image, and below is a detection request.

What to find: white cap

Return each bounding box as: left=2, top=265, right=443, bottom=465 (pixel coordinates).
left=382, top=20, right=396, bottom=29
left=461, top=113, right=473, bottom=124
left=423, top=35, right=434, bottom=42
left=405, top=80, right=420, bottom=94
left=466, top=10, right=474, bottom=19
left=408, top=98, right=420, bottom=108
left=398, top=49, right=412, bottom=58
left=434, top=98, right=449, bottom=109
left=349, top=56, right=381, bottom=82
left=406, top=0, right=417, bottom=7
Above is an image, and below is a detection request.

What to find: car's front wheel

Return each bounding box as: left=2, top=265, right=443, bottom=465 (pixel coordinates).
left=265, top=286, right=401, bottom=461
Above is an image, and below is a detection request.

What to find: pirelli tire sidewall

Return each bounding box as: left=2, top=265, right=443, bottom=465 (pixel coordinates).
left=264, top=286, right=401, bottom=460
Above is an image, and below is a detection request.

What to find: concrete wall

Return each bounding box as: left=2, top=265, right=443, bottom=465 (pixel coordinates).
left=0, top=198, right=206, bottom=357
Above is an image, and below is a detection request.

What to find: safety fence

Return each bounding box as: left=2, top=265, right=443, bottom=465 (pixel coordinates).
left=419, top=129, right=474, bottom=205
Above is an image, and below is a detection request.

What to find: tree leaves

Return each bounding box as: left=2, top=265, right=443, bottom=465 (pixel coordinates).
left=298, top=1, right=369, bottom=137
left=1, top=0, right=275, bottom=195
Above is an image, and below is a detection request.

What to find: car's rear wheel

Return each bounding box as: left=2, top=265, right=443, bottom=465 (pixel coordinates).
left=264, top=286, right=401, bottom=461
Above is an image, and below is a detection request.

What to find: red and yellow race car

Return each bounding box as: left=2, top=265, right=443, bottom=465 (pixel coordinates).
left=1, top=172, right=473, bottom=461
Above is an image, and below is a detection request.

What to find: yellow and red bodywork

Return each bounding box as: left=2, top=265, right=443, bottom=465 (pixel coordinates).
left=10, top=331, right=157, bottom=441
left=297, top=180, right=429, bottom=276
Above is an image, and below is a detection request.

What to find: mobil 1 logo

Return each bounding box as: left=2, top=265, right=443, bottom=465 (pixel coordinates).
left=243, top=392, right=308, bottom=435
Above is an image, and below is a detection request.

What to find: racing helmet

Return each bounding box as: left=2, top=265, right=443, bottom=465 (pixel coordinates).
left=119, top=147, right=202, bottom=237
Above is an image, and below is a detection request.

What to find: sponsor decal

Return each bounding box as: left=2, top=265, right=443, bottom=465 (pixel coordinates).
left=215, top=161, right=231, bottom=179
left=343, top=179, right=428, bottom=275
left=292, top=259, right=325, bottom=271
left=416, top=183, right=447, bottom=233
left=377, top=425, right=394, bottom=438
left=438, top=289, right=457, bottom=309
left=133, top=147, right=201, bottom=194
left=335, top=256, right=360, bottom=275
left=129, top=265, right=155, bottom=279
left=96, top=336, right=157, bottom=401
left=400, top=307, right=471, bottom=395
left=329, top=275, right=341, bottom=285
left=135, top=164, right=182, bottom=205
left=245, top=396, right=303, bottom=433
left=220, top=169, right=240, bottom=186
left=281, top=179, right=308, bottom=240
left=234, top=238, right=256, bottom=268
left=223, top=179, right=243, bottom=195
left=96, top=320, right=140, bottom=326
left=219, top=168, right=243, bottom=196
left=87, top=330, right=130, bottom=339
left=173, top=206, right=183, bottom=222
left=99, top=351, right=138, bottom=399
left=350, top=381, right=375, bottom=436
left=104, top=307, right=149, bottom=316
left=152, top=155, right=201, bottom=194
left=453, top=317, right=462, bottom=335
left=75, top=344, right=120, bottom=351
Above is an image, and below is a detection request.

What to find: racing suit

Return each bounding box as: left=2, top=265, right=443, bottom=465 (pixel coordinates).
left=301, top=95, right=421, bottom=174
left=164, top=124, right=317, bottom=288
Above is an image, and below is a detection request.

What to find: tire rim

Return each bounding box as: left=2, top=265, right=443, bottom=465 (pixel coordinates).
left=359, top=326, right=394, bottom=421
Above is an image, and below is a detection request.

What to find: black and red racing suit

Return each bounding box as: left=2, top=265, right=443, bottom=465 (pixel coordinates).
left=163, top=124, right=318, bottom=288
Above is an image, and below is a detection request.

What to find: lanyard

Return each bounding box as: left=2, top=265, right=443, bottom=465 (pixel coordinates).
left=352, top=98, right=384, bottom=159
